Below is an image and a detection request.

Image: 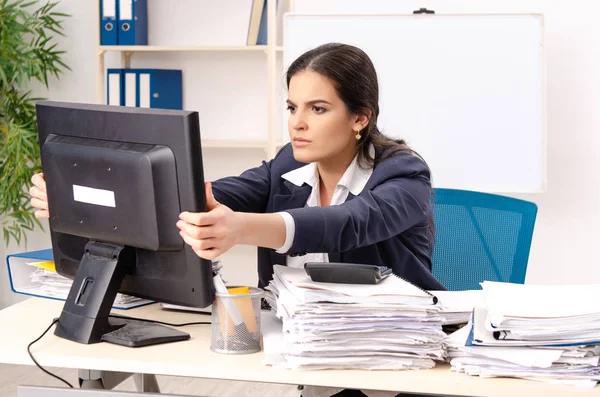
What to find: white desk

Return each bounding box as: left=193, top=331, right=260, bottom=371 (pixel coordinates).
left=1, top=298, right=599, bottom=397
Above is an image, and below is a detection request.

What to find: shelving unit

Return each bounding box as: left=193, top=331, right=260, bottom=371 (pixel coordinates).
left=94, top=0, right=290, bottom=159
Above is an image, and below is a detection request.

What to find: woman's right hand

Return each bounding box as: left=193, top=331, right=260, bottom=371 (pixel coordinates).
left=30, top=173, right=49, bottom=219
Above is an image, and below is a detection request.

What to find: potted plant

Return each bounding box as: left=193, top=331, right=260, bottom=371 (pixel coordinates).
left=0, top=0, right=70, bottom=246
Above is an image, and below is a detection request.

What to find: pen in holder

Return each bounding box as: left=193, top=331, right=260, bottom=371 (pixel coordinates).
left=210, top=283, right=264, bottom=354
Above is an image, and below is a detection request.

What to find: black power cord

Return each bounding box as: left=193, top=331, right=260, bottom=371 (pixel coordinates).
left=28, top=315, right=211, bottom=388
left=27, top=319, right=74, bottom=388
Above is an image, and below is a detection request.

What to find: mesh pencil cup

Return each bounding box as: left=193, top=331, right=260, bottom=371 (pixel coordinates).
left=210, top=287, right=264, bottom=354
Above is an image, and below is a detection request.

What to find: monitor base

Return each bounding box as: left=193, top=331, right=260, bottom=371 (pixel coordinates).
left=54, top=241, right=190, bottom=347
left=102, top=317, right=190, bottom=347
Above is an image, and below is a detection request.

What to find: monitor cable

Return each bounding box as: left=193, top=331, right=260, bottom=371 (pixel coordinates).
left=28, top=315, right=211, bottom=388
left=27, top=319, right=73, bottom=388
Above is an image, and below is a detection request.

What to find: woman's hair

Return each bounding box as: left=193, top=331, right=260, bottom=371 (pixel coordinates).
left=285, top=42, right=409, bottom=168
left=285, top=43, right=436, bottom=250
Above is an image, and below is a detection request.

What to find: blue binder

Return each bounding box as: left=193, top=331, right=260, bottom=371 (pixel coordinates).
left=107, top=68, right=124, bottom=106
left=6, top=249, right=152, bottom=310
left=100, top=0, right=119, bottom=45
left=123, top=69, right=183, bottom=110
left=118, top=0, right=148, bottom=46
left=123, top=69, right=137, bottom=107
left=256, top=0, right=279, bottom=45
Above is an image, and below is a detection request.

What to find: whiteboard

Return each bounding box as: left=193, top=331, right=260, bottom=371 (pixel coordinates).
left=283, top=14, right=545, bottom=193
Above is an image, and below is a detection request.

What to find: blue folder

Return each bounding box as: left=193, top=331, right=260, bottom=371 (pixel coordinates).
left=256, top=0, right=279, bottom=45
left=100, top=0, right=119, bottom=45
left=123, top=69, right=183, bottom=110
left=118, top=0, right=148, bottom=46
left=5, top=249, right=151, bottom=310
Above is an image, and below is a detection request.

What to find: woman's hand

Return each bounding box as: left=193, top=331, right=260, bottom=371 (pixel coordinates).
left=29, top=173, right=50, bottom=219
left=177, top=182, right=243, bottom=260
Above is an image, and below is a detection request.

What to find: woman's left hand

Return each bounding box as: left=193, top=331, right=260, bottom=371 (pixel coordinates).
left=177, top=182, right=243, bottom=260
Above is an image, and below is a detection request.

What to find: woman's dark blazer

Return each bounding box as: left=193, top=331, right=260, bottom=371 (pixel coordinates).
left=212, top=144, right=445, bottom=291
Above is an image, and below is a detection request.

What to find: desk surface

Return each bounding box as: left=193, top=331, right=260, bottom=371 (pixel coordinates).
left=1, top=298, right=599, bottom=396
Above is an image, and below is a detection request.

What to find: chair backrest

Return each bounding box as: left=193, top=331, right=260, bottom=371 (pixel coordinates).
left=431, top=188, right=538, bottom=291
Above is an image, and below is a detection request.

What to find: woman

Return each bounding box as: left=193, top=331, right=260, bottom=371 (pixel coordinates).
left=30, top=43, right=444, bottom=397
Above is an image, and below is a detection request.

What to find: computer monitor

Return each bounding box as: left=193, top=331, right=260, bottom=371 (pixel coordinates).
left=35, top=101, right=214, bottom=347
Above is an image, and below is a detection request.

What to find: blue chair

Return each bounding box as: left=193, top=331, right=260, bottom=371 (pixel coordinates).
left=431, top=188, right=538, bottom=291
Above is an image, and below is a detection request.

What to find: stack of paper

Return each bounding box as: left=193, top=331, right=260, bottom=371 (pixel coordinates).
left=264, top=265, right=444, bottom=370
left=446, top=281, right=600, bottom=387
left=430, top=290, right=484, bottom=325
left=28, top=265, right=150, bottom=309
left=446, top=323, right=600, bottom=387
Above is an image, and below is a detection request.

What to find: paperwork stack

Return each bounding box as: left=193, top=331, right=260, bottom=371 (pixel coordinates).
left=430, top=290, right=484, bottom=325
left=29, top=267, right=144, bottom=307
left=7, top=249, right=151, bottom=309
left=446, top=281, right=600, bottom=387
left=264, top=265, right=444, bottom=370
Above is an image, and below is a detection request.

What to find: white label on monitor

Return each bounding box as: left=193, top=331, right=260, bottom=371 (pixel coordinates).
left=119, top=0, right=133, bottom=20
left=139, top=73, right=151, bottom=108
left=103, top=0, right=116, bottom=18
left=73, top=185, right=116, bottom=208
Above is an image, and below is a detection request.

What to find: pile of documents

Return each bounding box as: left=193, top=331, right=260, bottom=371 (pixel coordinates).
left=430, top=289, right=484, bottom=325
left=27, top=262, right=150, bottom=309
left=446, top=281, right=600, bottom=387
left=264, top=265, right=444, bottom=370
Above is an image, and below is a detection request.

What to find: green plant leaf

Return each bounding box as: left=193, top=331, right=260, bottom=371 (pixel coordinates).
left=0, top=0, right=68, bottom=247
left=20, top=1, right=38, bottom=8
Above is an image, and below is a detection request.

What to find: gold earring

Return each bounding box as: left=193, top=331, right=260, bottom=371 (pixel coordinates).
left=355, top=130, right=361, bottom=140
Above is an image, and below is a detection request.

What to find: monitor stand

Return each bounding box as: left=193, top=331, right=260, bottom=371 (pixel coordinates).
left=54, top=241, right=190, bottom=347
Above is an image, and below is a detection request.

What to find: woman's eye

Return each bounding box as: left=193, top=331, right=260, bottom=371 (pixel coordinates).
left=313, top=106, right=326, bottom=113
left=286, top=105, right=296, bottom=113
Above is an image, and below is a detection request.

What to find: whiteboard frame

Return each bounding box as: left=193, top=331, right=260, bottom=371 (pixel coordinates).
left=282, top=13, right=547, bottom=194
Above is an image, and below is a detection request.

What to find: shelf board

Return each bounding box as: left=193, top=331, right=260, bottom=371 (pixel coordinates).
left=201, top=140, right=268, bottom=149
left=99, top=45, right=270, bottom=52
left=99, top=45, right=283, bottom=53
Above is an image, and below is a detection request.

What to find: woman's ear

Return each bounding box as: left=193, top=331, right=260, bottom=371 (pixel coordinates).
left=354, top=109, right=372, bottom=131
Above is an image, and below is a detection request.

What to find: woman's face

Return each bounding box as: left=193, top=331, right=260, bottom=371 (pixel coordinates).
left=287, top=70, right=365, bottom=164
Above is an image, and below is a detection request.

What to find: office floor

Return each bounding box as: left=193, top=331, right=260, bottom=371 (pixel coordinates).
left=0, top=364, right=302, bottom=397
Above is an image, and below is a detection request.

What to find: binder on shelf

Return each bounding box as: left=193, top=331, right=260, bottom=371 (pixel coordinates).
left=138, top=69, right=182, bottom=109
left=123, top=69, right=183, bottom=110
left=247, top=0, right=265, bottom=45
left=107, top=68, right=124, bottom=106
left=123, top=69, right=137, bottom=107
left=256, top=0, right=280, bottom=45
left=5, top=249, right=151, bottom=310
left=118, top=0, right=148, bottom=46
left=100, top=0, right=118, bottom=45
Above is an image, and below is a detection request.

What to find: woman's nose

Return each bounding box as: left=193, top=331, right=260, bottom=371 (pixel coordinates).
left=290, top=112, right=307, bottom=131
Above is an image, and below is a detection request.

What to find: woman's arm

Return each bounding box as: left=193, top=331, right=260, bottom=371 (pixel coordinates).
left=210, top=145, right=288, bottom=213
left=211, top=163, right=271, bottom=214
left=180, top=167, right=430, bottom=260
left=178, top=145, right=294, bottom=259
left=177, top=183, right=286, bottom=260
left=178, top=149, right=430, bottom=260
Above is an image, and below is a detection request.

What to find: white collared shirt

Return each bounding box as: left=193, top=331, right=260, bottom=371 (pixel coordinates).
left=276, top=146, right=374, bottom=269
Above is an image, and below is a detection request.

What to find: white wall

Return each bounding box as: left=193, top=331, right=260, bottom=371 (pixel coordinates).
left=2, top=0, right=599, bottom=307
